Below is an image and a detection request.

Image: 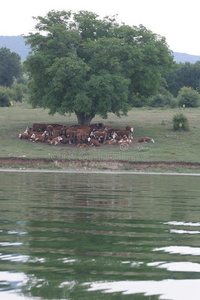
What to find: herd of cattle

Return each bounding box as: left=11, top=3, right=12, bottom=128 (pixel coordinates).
left=18, top=122, right=155, bottom=147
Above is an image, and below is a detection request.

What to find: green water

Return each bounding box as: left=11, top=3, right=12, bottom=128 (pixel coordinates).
left=0, top=172, right=200, bottom=299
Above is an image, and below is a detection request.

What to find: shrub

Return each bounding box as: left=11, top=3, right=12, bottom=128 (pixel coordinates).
left=148, top=89, right=176, bottom=108
left=0, top=86, right=11, bottom=107
left=173, top=113, right=190, bottom=131
left=177, top=86, right=200, bottom=107
left=169, top=98, right=178, bottom=108
left=12, top=84, right=24, bottom=102
left=131, top=95, right=147, bottom=107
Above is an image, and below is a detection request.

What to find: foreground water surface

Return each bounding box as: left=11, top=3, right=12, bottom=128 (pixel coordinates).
left=0, top=171, right=200, bottom=300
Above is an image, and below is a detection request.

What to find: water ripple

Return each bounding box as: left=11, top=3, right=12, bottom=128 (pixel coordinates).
left=83, top=279, right=200, bottom=299
left=153, top=246, right=200, bottom=256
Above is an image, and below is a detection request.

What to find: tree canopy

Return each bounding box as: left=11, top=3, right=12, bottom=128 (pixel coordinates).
left=0, top=47, right=22, bottom=87
left=25, top=10, right=173, bottom=125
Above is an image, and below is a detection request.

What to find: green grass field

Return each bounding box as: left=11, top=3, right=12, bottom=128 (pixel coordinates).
left=1, top=102, right=200, bottom=163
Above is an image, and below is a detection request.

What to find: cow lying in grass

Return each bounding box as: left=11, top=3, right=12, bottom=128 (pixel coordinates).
left=138, top=137, right=155, bottom=143
left=18, top=123, right=138, bottom=148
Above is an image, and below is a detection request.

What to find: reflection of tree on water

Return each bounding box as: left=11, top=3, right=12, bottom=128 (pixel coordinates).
left=1, top=172, right=200, bottom=299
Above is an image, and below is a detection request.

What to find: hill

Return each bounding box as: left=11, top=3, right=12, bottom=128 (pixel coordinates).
left=172, top=52, right=200, bottom=64
left=0, top=36, right=30, bottom=61
left=1, top=36, right=200, bottom=64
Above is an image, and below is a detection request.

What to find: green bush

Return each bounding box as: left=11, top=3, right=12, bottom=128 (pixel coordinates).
left=0, top=86, right=11, bottom=107
left=169, top=98, right=178, bottom=108
left=12, top=84, right=24, bottom=102
left=177, top=86, right=200, bottom=107
left=131, top=95, right=147, bottom=107
left=148, top=89, right=176, bottom=108
left=173, top=113, right=190, bottom=131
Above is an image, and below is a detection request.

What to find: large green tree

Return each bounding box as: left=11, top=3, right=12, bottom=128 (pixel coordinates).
left=25, top=10, right=173, bottom=125
left=0, top=47, right=22, bottom=87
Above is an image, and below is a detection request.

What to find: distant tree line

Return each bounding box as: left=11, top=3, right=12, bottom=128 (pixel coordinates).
left=147, top=61, right=200, bottom=108
left=0, top=47, right=25, bottom=107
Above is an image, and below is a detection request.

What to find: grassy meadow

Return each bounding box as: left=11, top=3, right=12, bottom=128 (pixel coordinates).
left=0, top=102, right=200, bottom=164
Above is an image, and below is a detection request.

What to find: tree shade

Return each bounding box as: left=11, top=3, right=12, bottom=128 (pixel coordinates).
left=25, top=10, right=173, bottom=125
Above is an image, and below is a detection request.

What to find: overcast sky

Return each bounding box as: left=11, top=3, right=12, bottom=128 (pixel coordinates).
left=1, top=0, right=200, bottom=55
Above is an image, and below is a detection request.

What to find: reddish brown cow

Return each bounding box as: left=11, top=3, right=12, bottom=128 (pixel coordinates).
left=112, top=129, right=132, bottom=139
left=90, top=130, right=107, bottom=143
left=49, top=136, right=63, bottom=145
left=89, top=123, right=104, bottom=131
left=18, top=132, right=31, bottom=139
left=33, top=123, right=47, bottom=132
left=60, top=136, right=72, bottom=144
left=77, top=143, right=88, bottom=148
left=76, top=129, right=90, bottom=143
left=125, top=126, right=134, bottom=133
left=104, top=138, right=116, bottom=144
left=88, top=138, right=100, bottom=147
left=138, top=137, right=155, bottom=143
left=118, top=138, right=132, bottom=145
left=30, top=132, right=48, bottom=142
left=65, top=127, right=77, bottom=143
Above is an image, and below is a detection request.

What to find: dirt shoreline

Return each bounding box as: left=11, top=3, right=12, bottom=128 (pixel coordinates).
left=1, top=157, right=200, bottom=173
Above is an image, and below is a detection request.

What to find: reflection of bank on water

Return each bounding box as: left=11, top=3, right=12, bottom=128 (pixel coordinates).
left=1, top=172, right=200, bottom=299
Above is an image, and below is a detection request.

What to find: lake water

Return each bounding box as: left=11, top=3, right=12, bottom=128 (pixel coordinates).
left=0, top=171, right=200, bottom=300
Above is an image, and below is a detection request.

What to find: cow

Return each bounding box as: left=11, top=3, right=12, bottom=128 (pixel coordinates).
left=112, top=129, right=133, bottom=139
left=77, top=143, right=88, bottom=148
left=118, top=138, right=132, bottom=145
left=76, top=128, right=91, bottom=143
left=138, top=137, right=155, bottom=143
left=104, top=138, right=116, bottom=145
left=49, top=136, right=63, bottom=145
left=33, top=123, right=47, bottom=132
left=110, top=125, right=134, bottom=140
left=59, top=126, right=69, bottom=137
left=125, top=126, right=134, bottom=133
left=118, top=137, right=132, bottom=149
left=18, top=132, right=31, bottom=139
left=65, top=128, right=76, bottom=143
left=87, top=138, right=100, bottom=147
left=90, top=130, right=107, bottom=143
left=30, top=132, right=48, bottom=142
left=46, top=125, right=54, bottom=136
left=52, top=127, right=62, bottom=137
left=60, top=136, right=72, bottom=144
left=89, top=123, right=104, bottom=131
left=18, top=127, right=34, bottom=139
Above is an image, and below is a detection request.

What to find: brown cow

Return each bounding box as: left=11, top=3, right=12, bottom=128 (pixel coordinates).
left=30, top=132, right=48, bottom=142
left=49, top=136, right=63, bottom=145
left=104, top=138, right=116, bottom=144
left=87, top=138, right=100, bottom=147
left=18, top=132, right=31, bottom=139
left=60, top=136, right=72, bottom=144
left=118, top=138, right=132, bottom=145
left=138, top=137, right=155, bottom=143
left=77, top=143, right=88, bottom=148
left=33, top=123, right=47, bottom=132
left=76, top=128, right=90, bottom=143
left=90, top=130, right=107, bottom=143
left=89, top=123, right=104, bottom=130
left=125, top=126, right=134, bottom=133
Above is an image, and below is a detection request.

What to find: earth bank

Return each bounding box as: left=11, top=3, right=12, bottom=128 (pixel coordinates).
left=1, top=157, right=200, bottom=173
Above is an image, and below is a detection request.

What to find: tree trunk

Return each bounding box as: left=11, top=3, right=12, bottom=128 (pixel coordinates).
left=76, top=113, right=95, bottom=126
